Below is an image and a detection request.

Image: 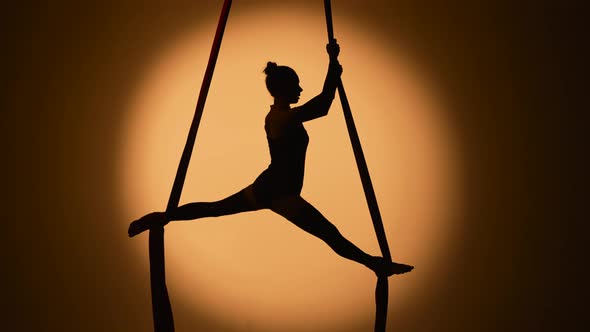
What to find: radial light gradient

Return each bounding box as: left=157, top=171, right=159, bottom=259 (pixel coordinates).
left=119, top=5, right=459, bottom=331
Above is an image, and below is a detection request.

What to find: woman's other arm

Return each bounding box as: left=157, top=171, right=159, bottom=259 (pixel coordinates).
left=296, top=42, right=342, bottom=122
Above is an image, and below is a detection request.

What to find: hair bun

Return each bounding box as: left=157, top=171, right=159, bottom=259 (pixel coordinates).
left=264, top=61, right=278, bottom=75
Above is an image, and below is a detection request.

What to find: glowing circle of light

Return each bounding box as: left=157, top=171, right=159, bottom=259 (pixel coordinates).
left=119, top=6, right=460, bottom=332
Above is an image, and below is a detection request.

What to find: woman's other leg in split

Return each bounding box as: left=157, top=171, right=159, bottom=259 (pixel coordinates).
left=128, top=185, right=261, bottom=237
left=269, top=195, right=413, bottom=275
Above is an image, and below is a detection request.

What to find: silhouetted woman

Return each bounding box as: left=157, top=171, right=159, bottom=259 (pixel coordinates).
left=129, top=42, right=413, bottom=276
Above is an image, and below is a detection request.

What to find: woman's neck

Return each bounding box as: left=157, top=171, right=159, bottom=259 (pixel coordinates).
left=272, top=98, right=291, bottom=110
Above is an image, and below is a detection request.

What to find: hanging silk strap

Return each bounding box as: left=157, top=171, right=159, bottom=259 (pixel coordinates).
left=148, top=1, right=233, bottom=331
left=323, top=1, right=394, bottom=331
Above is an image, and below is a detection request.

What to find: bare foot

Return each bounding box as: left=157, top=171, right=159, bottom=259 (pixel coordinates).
left=388, top=261, right=414, bottom=275
left=128, top=212, right=168, bottom=237
left=369, top=257, right=414, bottom=276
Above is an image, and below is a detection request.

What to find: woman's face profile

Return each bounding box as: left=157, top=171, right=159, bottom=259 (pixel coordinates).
left=283, top=74, right=303, bottom=104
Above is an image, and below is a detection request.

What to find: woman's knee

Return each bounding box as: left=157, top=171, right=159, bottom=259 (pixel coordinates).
left=315, top=217, right=341, bottom=238
left=273, top=198, right=340, bottom=237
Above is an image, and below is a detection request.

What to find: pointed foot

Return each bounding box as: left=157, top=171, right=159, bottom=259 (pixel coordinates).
left=128, top=212, right=168, bottom=237
left=370, top=257, right=414, bottom=277
left=389, top=262, right=414, bottom=275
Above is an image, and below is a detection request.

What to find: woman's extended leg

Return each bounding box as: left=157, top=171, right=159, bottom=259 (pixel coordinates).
left=270, top=196, right=374, bottom=268
left=128, top=185, right=261, bottom=237
left=169, top=185, right=261, bottom=220
left=269, top=195, right=413, bottom=275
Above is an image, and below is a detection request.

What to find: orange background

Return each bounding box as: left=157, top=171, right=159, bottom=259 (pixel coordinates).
left=119, top=6, right=457, bottom=331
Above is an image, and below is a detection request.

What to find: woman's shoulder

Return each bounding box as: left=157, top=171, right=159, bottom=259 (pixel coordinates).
left=266, top=108, right=300, bottom=123
left=265, top=109, right=300, bottom=137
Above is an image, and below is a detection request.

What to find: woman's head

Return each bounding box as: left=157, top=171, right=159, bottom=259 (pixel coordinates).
left=264, top=62, right=303, bottom=104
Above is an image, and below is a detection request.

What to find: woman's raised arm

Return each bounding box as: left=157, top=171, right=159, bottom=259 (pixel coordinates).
left=295, top=42, right=342, bottom=122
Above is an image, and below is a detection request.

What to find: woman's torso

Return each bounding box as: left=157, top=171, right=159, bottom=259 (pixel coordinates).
left=253, top=106, right=309, bottom=202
